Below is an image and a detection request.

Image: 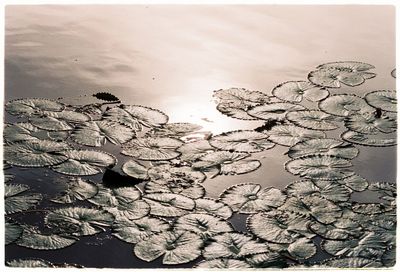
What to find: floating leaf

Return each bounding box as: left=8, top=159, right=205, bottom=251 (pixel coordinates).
left=103, top=105, right=168, bottom=130
left=5, top=173, right=15, bottom=183
left=194, top=259, right=252, bottom=269
left=219, top=183, right=286, bottom=214
left=220, top=159, right=261, bottom=175
left=51, top=178, right=98, bottom=204
left=192, top=151, right=250, bottom=172
left=145, top=179, right=205, bottom=199
left=288, top=138, right=359, bottom=159
left=72, top=120, right=135, bottom=147
left=6, top=259, right=53, bottom=268
left=320, top=257, right=383, bottom=268
left=202, top=232, right=270, bottom=259
left=288, top=237, right=316, bottom=260
left=209, top=130, right=274, bottom=153
left=318, top=94, right=374, bottom=117
left=247, top=210, right=312, bottom=244
left=174, top=213, right=234, bottom=237
left=5, top=221, right=23, bottom=245
left=112, top=216, right=170, bottom=244
left=93, top=92, right=120, bottom=102
left=216, top=102, right=257, bottom=120
left=245, top=251, right=287, bottom=268
left=247, top=103, right=305, bottom=121
left=286, top=180, right=351, bottom=202
left=308, top=61, right=376, bottom=88
left=5, top=184, right=42, bottom=214
left=29, top=110, right=91, bottom=131
left=5, top=98, right=64, bottom=116
left=278, top=196, right=342, bottom=224
left=134, top=230, right=203, bottom=264
left=147, top=123, right=202, bottom=138
left=3, top=123, right=40, bottom=143
left=341, top=130, right=397, bottom=146
left=121, top=160, right=149, bottom=180
left=121, top=137, right=183, bottom=160
left=51, top=150, right=116, bottom=176
left=194, top=198, right=233, bottom=219
left=45, top=207, right=115, bottom=236
left=266, top=125, right=326, bottom=146
left=336, top=174, right=368, bottom=192
left=143, top=193, right=195, bottom=217
left=272, top=81, right=329, bottom=103
left=147, top=164, right=206, bottom=183
left=286, top=110, right=340, bottom=131
left=365, top=90, right=397, bottom=112
left=351, top=203, right=394, bottom=215
left=285, top=154, right=354, bottom=180
left=4, top=139, right=71, bottom=167
left=177, top=139, right=215, bottom=162
left=382, top=246, right=396, bottom=267
left=344, top=112, right=397, bottom=134
left=16, top=227, right=76, bottom=250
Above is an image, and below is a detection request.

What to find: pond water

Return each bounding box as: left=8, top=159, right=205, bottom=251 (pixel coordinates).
left=4, top=5, right=396, bottom=269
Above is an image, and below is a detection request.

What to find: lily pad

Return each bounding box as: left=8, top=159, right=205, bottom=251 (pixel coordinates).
left=45, top=207, right=115, bottom=236
left=4, top=123, right=40, bottom=143
left=247, top=103, right=305, bottom=121
left=51, top=178, right=98, bottom=204
left=202, top=232, right=270, bottom=259
left=214, top=87, right=270, bottom=105
left=351, top=203, right=394, bottom=215
left=288, top=138, right=359, bottom=159
left=194, top=259, right=252, bottom=269
left=5, top=221, right=23, bottom=245
left=266, top=125, right=326, bottom=146
left=93, top=92, right=120, bottom=102
left=51, top=150, right=116, bottom=176
left=219, top=183, right=286, bottom=214
left=286, top=110, right=340, bottom=131
left=336, top=174, right=368, bottom=192
left=177, top=140, right=215, bottom=162
left=72, top=120, right=135, bottom=147
left=365, top=90, right=397, bottom=112
left=5, top=184, right=42, bottom=214
left=318, top=94, right=374, bottom=117
left=4, top=139, right=71, bottom=167
left=103, top=105, right=168, bottom=130
left=272, top=81, right=329, bottom=103
left=16, top=227, right=76, bottom=250
left=29, top=110, right=91, bottom=131
left=147, top=164, right=206, bottom=183
left=344, top=112, right=397, bottom=134
left=192, top=151, right=250, bottom=174
left=174, top=213, right=234, bottom=237
left=145, top=179, right=205, bottom=199
left=194, top=198, right=233, bottom=219
left=121, top=160, right=149, bottom=180
left=288, top=237, right=317, bottom=260
left=321, top=257, right=383, bottom=268
left=147, top=123, right=202, bottom=138
left=309, top=221, right=362, bottom=240
left=286, top=180, right=352, bottom=202
left=112, top=216, right=170, bottom=244
left=341, top=130, right=397, bottom=147
left=285, top=154, right=355, bottom=180
left=134, top=230, right=203, bottom=264
left=220, top=159, right=261, bottom=176
left=308, top=61, right=376, bottom=88
left=6, top=259, right=54, bottom=268
left=209, top=130, right=274, bottom=153
left=5, top=98, right=64, bottom=116
left=121, top=137, right=183, bottom=161
left=216, top=102, right=257, bottom=120
left=143, top=193, right=195, bottom=217
left=247, top=210, right=312, bottom=244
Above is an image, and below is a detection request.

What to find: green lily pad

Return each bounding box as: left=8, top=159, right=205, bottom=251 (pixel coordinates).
left=272, top=81, right=329, bottom=103
left=286, top=110, right=340, bottom=131
left=365, top=90, right=397, bottom=112
left=209, top=130, right=274, bottom=153
left=4, top=139, right=71, bottom=167
left=266, top=125, right=326, bottom=146
left=51, top=178, right=98, bottom=204
left=121, top=137, right=183, bottom=160
left=219, top=183, right=286, bottom=214
left=247, top=103, right=305, bottom=121
left=288, top=138, right=359, bottom=159
left=134, top=230, right=203, bottom=264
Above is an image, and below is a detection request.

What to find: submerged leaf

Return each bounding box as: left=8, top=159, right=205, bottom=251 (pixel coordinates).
left=134, top=230, right=203, bottom=264
left=51, top=178, right=98, bottom=204
left=266, top=125, right=326, bottom=146
left=5, top=98, right=64, bottom=116
left=319, top=94, right=374, bottom=117
left=365, top=90, right=397, bottom=112
left=341, top=130, right=397, bottom=147
left=209, top=130, right=274, bottom=153
left=286, top=110, right=340, bottom=131
left=4, top=139, right=71, bottom=167
left=272, top=81, right=329, bottom=103
left=121, top=137, right=183, bottom=160
left=16, top=227, right=76, bottom=250
left=219, top=183, right=286, bottom=214
left=285, top=154, right=354, bottom=180
left=288, top=138, right=359, bottom=159
left=143, top=193, right=195, bottom=217
left=247, top=103, right=305, bottom=121
left=202, top=232, right=270, bottom=259
left=72, top=120, right=135, bottom=147
left=51, top=150, right=116, bottom=176
left=194, top=198, right=233, bottom=219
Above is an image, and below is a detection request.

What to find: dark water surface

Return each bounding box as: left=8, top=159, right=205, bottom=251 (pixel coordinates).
left=4, top=5, right=396, bottom=268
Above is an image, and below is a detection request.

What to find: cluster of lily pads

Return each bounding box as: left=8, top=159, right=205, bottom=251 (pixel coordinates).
left=4, top=61, right=397, bottom=268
